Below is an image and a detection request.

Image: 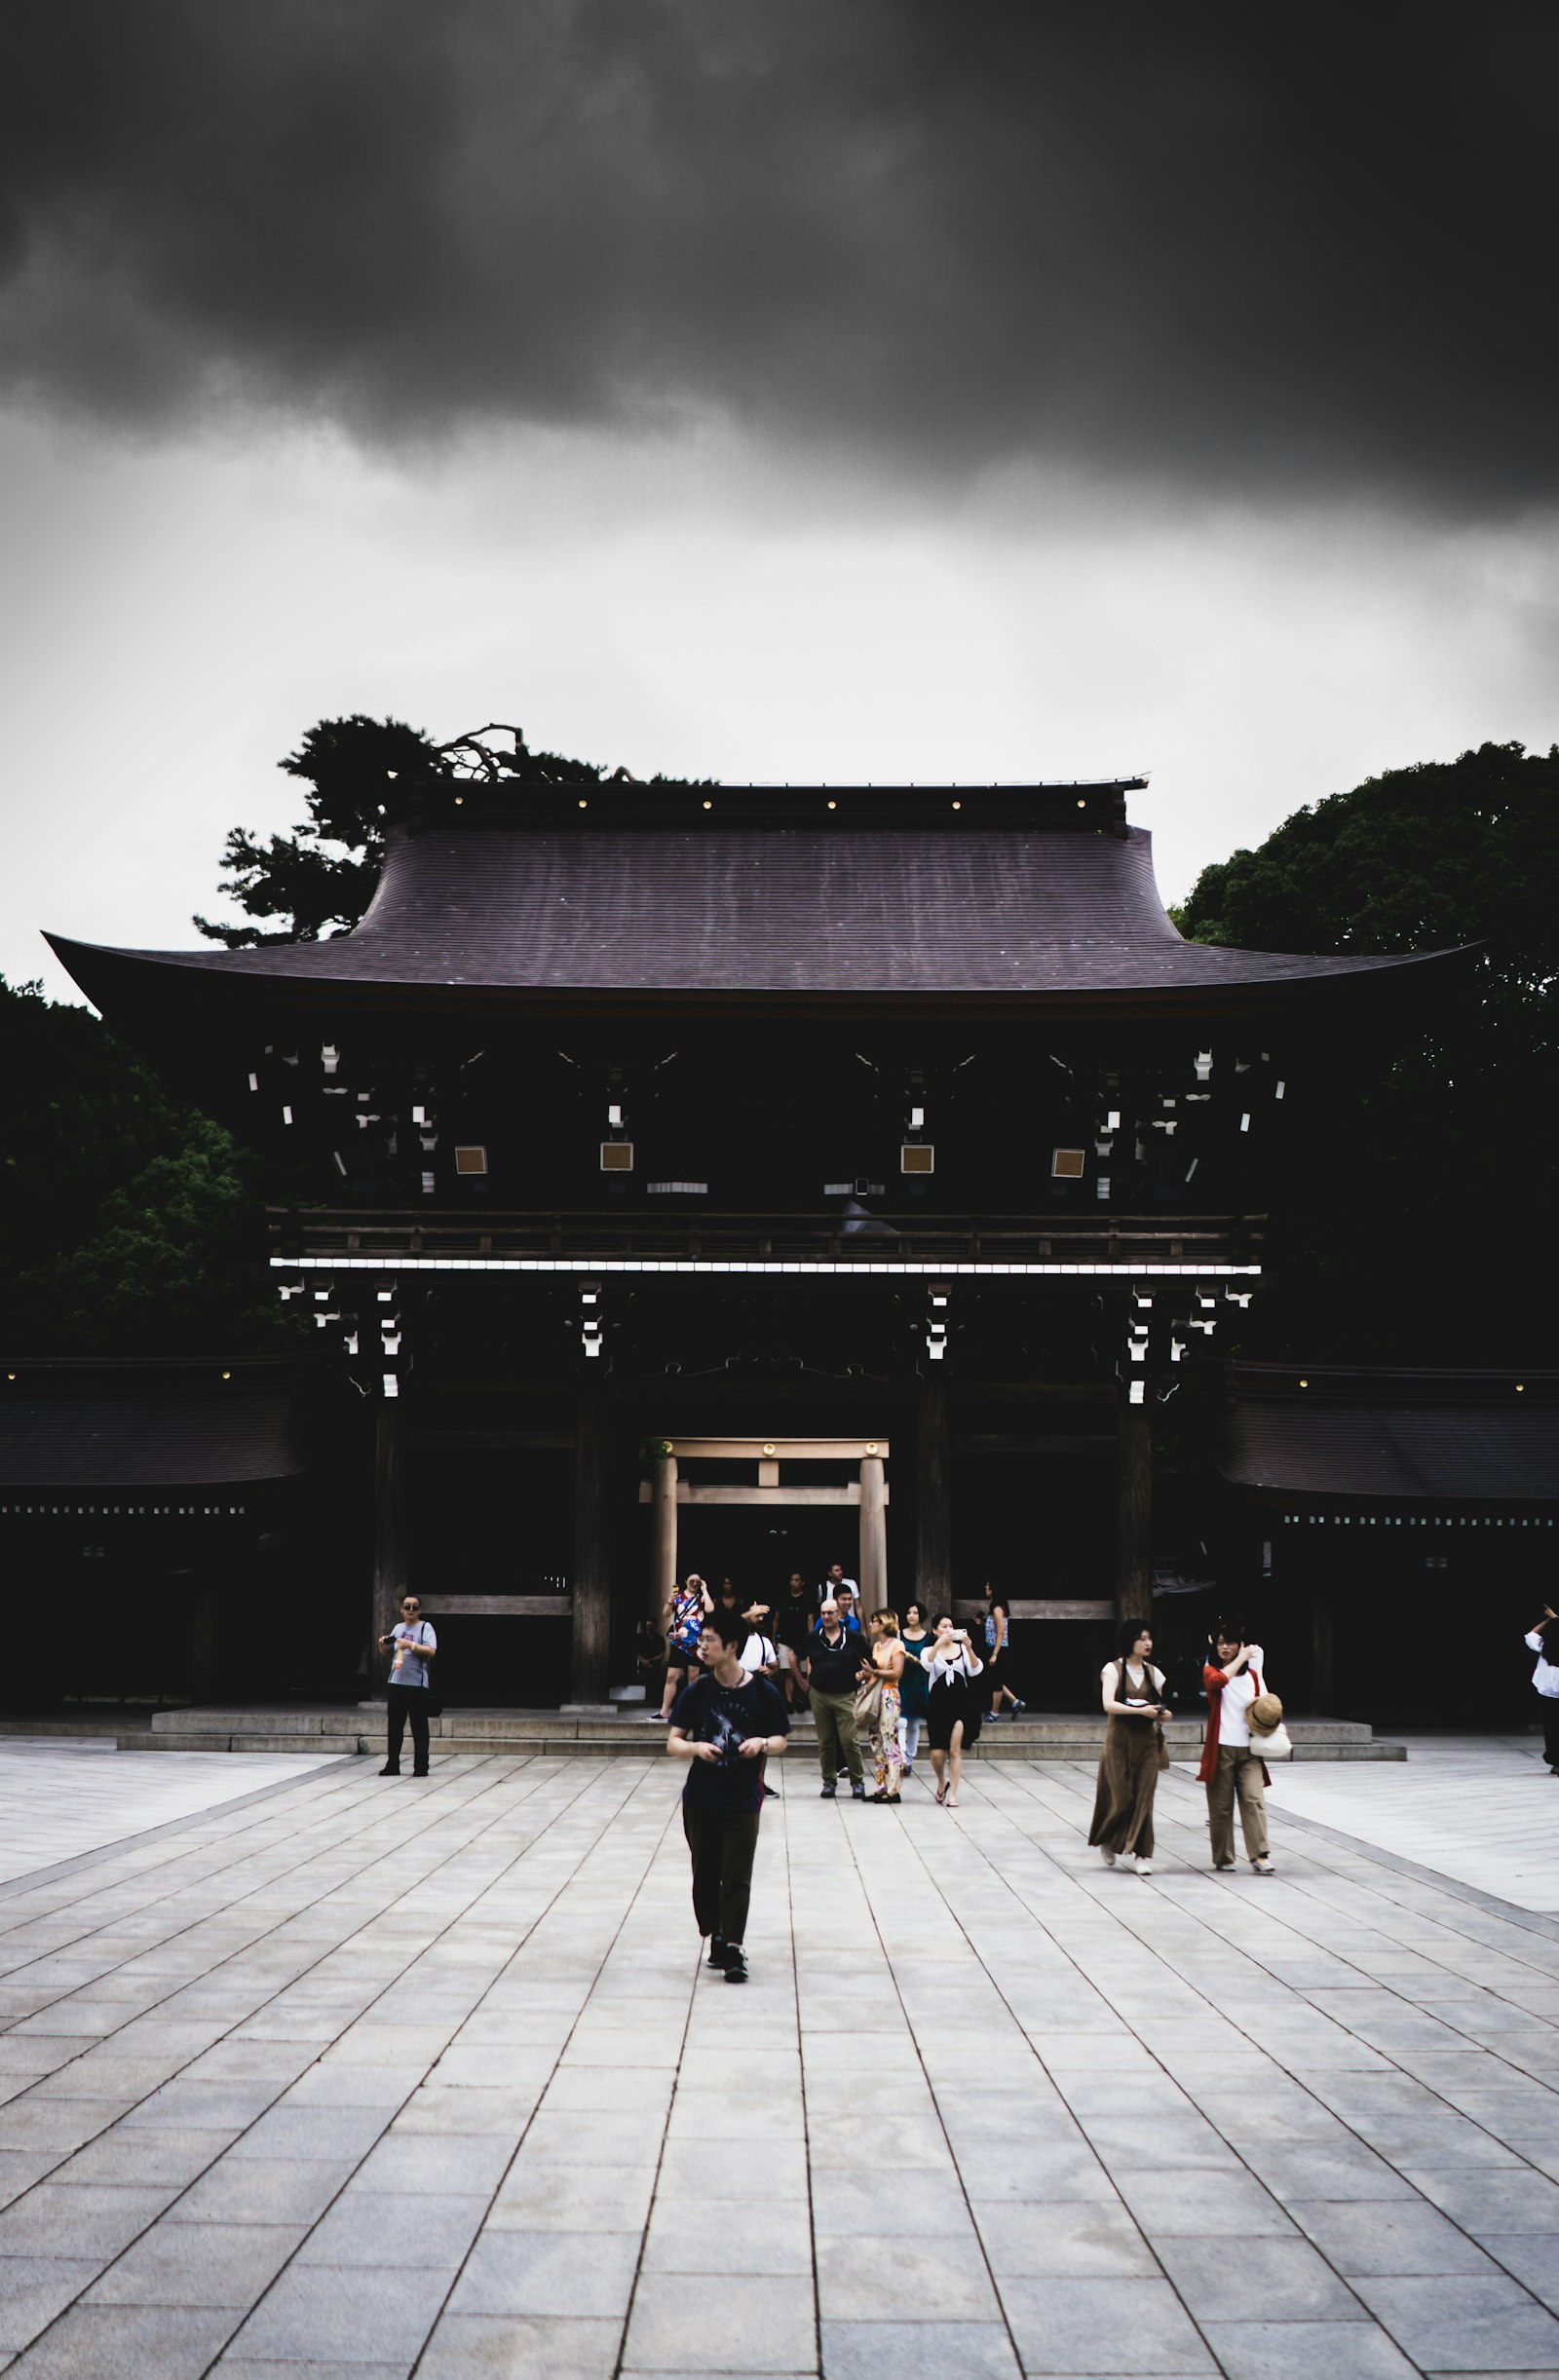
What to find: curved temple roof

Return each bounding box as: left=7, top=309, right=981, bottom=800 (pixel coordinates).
left=48, top=781, right=1467, bottom=1024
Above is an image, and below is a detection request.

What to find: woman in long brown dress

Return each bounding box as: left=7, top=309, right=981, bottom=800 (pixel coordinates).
left=1088, top=1620, right=1169, bottom=1876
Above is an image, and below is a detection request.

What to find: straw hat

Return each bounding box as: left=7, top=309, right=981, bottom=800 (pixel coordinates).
left=1249, top=1691, right=1283, bottom=1730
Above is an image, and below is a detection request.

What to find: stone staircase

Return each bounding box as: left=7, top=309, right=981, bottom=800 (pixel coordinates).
left=1, top=1708, right=1405, bottom=1760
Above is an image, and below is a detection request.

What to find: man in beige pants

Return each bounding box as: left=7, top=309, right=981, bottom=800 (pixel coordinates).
left=1198, top=1625, right=1275, bottom=1873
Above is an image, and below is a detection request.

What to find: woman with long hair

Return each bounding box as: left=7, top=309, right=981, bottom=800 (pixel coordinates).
left=1088, top=1619, right=1170, bottom=1875
left=656, top=1573, right=714, bottom=1722
left=898, top=1600, right=932, bottom=1776
left=921, top=1612, right=984, bottom=1810
left=862, top=1609, right=906, bottom=1804
left=982, top=1581, right=1026, bottom=1719
left=1525, top=1605, right=1559, bottom=1776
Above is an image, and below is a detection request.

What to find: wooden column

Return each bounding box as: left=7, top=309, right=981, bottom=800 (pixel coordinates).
left=858, top=1454, right=888, bottom=1610
left=572, top=1392, right=611, bottom=1705
left=915, top=1379, right=952, bottom=1617
left=650, top=1451, right=678, bottom=1627
left=371, top=1399, right=407, bottom=1687
left=1115, top=1393, right=1153, bottom=1627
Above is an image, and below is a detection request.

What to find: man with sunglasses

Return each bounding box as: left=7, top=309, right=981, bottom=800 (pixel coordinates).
left=378, top=1594, right=437, bottom=1778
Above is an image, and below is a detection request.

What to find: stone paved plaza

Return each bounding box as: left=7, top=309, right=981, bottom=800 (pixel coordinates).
left=2, top=1741, right=1559, bottom=2379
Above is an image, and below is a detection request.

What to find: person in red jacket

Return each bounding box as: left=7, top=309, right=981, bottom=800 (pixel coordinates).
left=1198, top=1622, right=1275, bottom=1873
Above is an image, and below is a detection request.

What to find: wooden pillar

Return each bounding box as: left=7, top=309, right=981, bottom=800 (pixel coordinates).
left=371, top=1399, right=406, bottom=1687
left=1115, top=1393, right=1153, bottom=1627
left=915, top=1379, right=952, bottom=1617
left=650, top=1451, right=678, bottom=1628
left=858, top=1454, right=888, bottom=1610
left=572, top=1392, right=611, bottom=1705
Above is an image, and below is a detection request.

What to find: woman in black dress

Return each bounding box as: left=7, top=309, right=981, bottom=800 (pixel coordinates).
left=982, top=1582, right=1026, bottom=1719
left=920, top=1612, right=984, bottom=1809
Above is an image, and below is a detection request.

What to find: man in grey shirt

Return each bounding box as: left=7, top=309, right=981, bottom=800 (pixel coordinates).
left=379, top=1594, right=437, bottom=1777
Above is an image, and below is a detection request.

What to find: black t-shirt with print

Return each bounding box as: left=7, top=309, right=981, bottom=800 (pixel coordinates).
left=670, top=1671, right=790, bottom=1813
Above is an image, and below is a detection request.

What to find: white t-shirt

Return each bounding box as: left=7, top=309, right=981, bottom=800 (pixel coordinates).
left=740, top=1633, right=779, bottom=1675
left=1525, top=1631, right=1559, bottom=1699
left=818, top=1576, right=858, bottom=1604
left=1213, top=1644, right=1266, bottom=1748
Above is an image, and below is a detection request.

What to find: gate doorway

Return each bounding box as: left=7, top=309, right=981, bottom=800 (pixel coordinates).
left=676, top=1506, right=854, bottom=1608
left=640, top=1436, right=890, bottom=1618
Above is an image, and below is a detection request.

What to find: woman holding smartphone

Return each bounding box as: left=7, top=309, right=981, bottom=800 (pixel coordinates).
left=1088, top=1619, right=1169, bottom=1874
left=655, top=1573, right=714, bottom=1722
left=921, top=1613, right=984, bottom=1809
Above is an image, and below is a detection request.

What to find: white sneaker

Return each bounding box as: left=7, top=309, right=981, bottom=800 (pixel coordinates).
left=1251, top=1858, right=1275, bottom=1874
left=1098, top=1845, right=1116, bottom=1867
left=1134, top=1858, right=1154, bottom=1876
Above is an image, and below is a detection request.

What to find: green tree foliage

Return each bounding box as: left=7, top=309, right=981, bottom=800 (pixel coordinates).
left=1175, top=741, right=1559, bottom=1362
left=0, top=976, right=288, bottom=1353
left=195, top=713, right=706, bottom=947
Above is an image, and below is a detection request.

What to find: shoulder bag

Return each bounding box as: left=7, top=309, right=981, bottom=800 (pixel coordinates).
left=854, top=1670, right=885, bottom=1729
left=1246, top=1672, right=1291, bottom=1760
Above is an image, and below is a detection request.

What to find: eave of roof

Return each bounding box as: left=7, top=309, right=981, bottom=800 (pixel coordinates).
left=46, top=796, right=1473, bottom=1024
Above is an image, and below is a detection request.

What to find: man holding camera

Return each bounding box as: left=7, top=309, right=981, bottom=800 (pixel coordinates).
left=667, top=1608, right=789, bottom=1984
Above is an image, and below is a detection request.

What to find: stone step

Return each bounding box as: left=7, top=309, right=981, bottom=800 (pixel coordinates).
left=2, top=1709, right=1405, bottom=1761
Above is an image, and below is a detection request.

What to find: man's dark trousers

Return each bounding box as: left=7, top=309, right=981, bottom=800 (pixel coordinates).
left=683, top=1806, right=762, bottom=1946
left=385, top=1685, right=431, bottom=1775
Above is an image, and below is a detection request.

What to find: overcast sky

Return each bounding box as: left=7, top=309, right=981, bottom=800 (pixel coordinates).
left=3, top=1, right=1555, bottom=1002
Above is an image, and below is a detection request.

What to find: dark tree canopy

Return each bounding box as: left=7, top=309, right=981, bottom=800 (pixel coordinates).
left=195, top=714, right=710, bottom=947
left=0, top=975, right=290, bottom=1355
left=1176, top=741, right=1559, bottom=1366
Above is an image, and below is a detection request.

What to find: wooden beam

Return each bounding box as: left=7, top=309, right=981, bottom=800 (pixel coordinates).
left=649, top=1454, right=678, bottom=1627
left=915, top=1379, right=952, bottom=1617
left=416, top=1595, right=572, bottom=1617
left=636, top=1483, right=890, bottom=1507
left=572, top=1392, right=610, bottom=1704
left=371, top=1400, right=406, bottom=1685
left=1116, top=1395, right=1153, bottom=1626
left=859, top=1453, right=888, bottom=1606
left=661, top=1437, right=890, bottom=1462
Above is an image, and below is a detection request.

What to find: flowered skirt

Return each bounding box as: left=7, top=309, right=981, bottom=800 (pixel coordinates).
left=871, top=1684, right=904, bottom=1794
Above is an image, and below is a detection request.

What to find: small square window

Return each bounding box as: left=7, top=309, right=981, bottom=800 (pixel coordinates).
left=600, top=1141, right=634, bottom=1173
left=1051, top=1148, right=1086, bottom=1179
left=900, top=1144, right=934, bottom=1175
left=454, top=1145, right=488, bottom=1175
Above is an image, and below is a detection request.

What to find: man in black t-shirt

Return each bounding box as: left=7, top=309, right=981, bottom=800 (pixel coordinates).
left=668, top=1609, right=789, bottom=1984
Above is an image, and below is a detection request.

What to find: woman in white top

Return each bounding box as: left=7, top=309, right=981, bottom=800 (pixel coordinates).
left=1197, top=1623, right=1274, bottom=1872
left=1088, top=1620, right=1169, bottom=1874
left=1524, top=1606, right=1559, bottom=1775
left=921, top=1613, right=984, bottom=1809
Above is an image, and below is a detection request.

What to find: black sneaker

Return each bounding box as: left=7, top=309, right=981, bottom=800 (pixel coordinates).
left=851, top=1782, right=866, bottom=1800
left=723, top=1946, right=748, bottom=1984
left=761, top=1783, right=778, bottom=1798
left=820, top=1783, right=837, bottom=1798
left=706, top=1935, right=728, bottom=1970
left=378, top=1765, right=401, bottom=1777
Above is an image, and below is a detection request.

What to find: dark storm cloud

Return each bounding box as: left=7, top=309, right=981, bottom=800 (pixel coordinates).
left=2, top=1, right=1556, bottom=509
